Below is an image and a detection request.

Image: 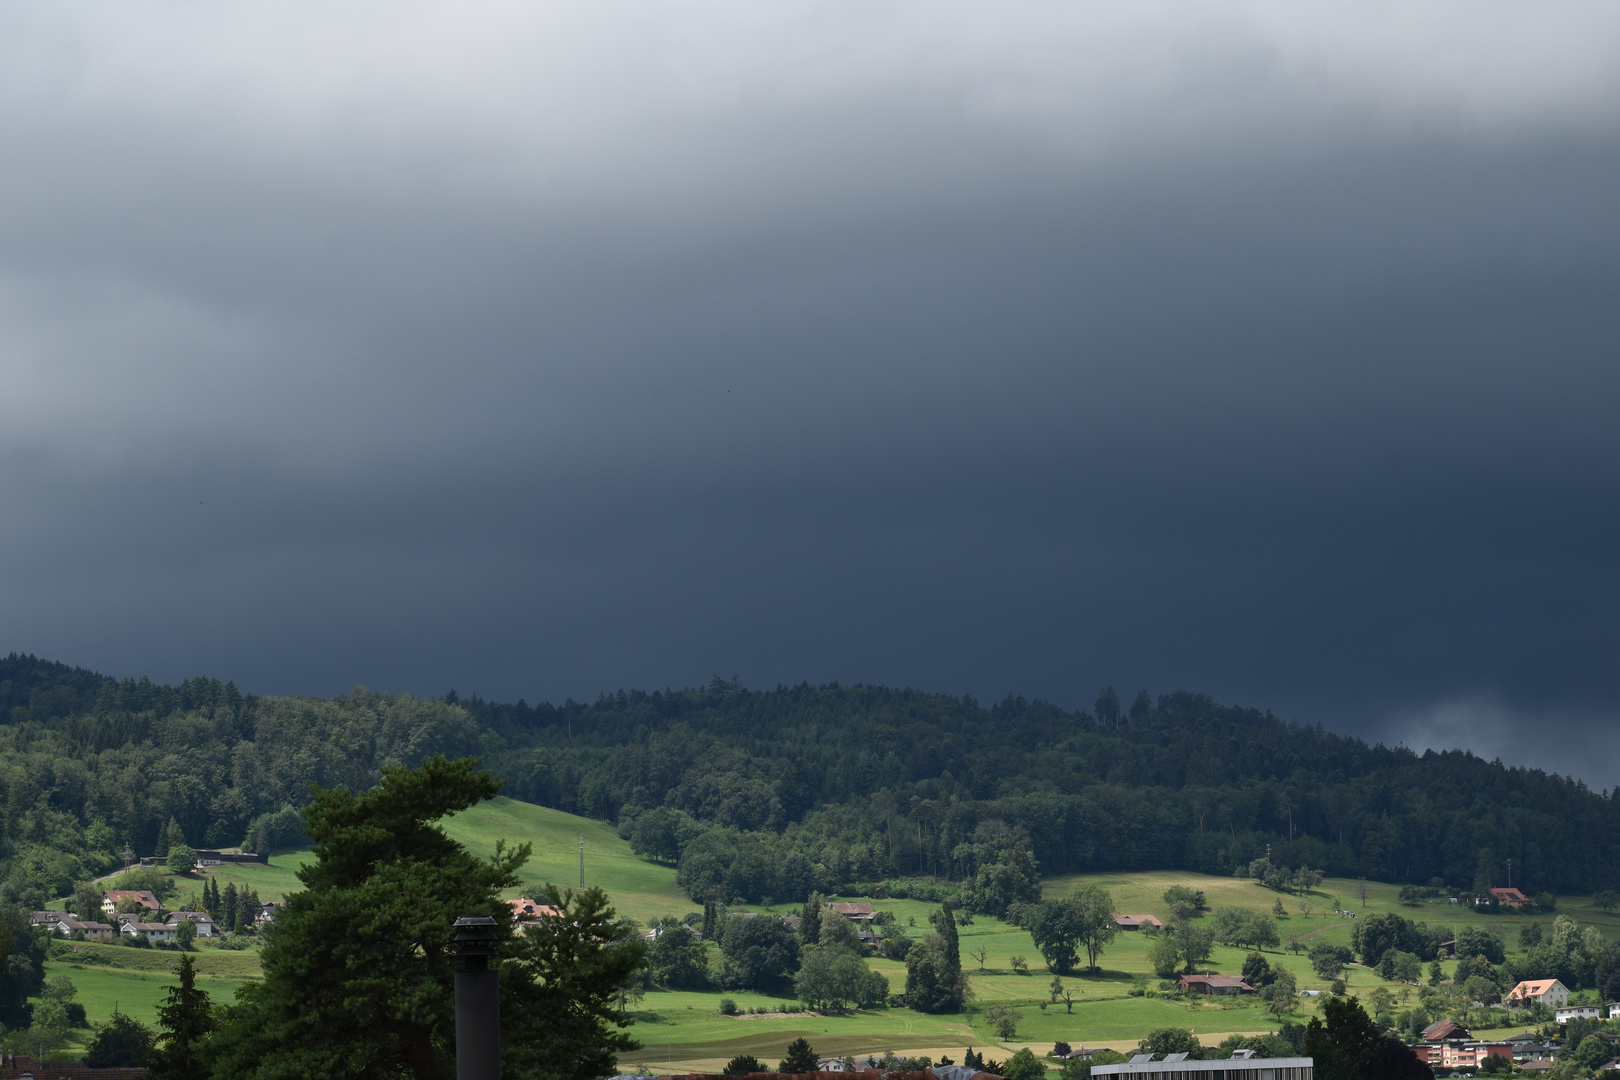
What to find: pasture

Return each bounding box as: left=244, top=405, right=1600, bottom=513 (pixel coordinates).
left=36, top=804, right=1603, bottom=1069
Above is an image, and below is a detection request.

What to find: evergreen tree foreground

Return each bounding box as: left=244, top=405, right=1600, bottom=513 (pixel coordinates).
left=166, top=755, right=648, bottom=1080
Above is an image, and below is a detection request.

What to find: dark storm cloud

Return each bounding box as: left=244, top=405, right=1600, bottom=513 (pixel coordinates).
left=2, top=3, right=1619, bottom=782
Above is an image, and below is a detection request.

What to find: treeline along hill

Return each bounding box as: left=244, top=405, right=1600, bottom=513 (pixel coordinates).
left=0, top=653, right=1612, bottom=911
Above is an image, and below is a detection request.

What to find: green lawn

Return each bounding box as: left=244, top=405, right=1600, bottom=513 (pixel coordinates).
left=444, top=796, right=691, bottom=924
left=39, top=817, right=1615, bottom=1069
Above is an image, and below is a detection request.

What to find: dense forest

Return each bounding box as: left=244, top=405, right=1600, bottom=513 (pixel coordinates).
left=1, top=653, right=1615, bottom=910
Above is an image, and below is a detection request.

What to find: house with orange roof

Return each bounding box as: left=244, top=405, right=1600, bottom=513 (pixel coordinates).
left=507, top=897, right=563, bottom=924
left=101, top=889, right=161, bottom=916
left=1505, top=979, right=1569, bottom=1009
left=1490, top=887, right=1531, bottom=908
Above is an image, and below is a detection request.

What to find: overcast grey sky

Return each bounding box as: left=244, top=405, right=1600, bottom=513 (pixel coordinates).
left=2, top=2, right=1618, bottom=784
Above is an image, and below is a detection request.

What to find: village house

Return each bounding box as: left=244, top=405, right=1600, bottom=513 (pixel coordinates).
left=102, top=889, right=162, bottom=916
left=1557, top=1005, right=1603, bottom=1024
left=55, top=916, right=117, bottom=942
left=1421, top=1021, right=1472, bottom=1043
left=1490, top=887, right=1532, bottom=908
left=1177, top=974, right=1254, bottom=996
left=1113, top=914, right=1164, bottom=931
left=121, top=920, right=178, bottom=944
left=1413, top=1042, right=1512, bottom=1070
left=255, top=901, right=282, bottom=927
left=507, top=897, right=563, bottom=926
left=1506, top=979, right=1570, bottom=1009
left=827, top=902, right=876, bottom=923
left=165, top=911, right=218, bottom=937
left=1505, top=1033, right=1558, bottom=1064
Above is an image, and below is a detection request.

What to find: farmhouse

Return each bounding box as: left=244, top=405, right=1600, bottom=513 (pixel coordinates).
left=1113, top=914, right=1164, bottom=931
left=827, top=902, right=876, bottom=923
left=1490, top=887, right=1532, bottom=908
left=1506, top=979, right=1570, bottom=1009
left=1178, top=974, right=1254, bottom=995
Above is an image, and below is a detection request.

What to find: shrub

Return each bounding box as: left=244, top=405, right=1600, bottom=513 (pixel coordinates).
left=718, top=997, right=737, bottom=1015
left=1002, top=1048, right=1044, bottom=1080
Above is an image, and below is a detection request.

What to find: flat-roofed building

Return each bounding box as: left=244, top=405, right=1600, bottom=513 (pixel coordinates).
left=1091, top=1055, right=1312, bottom=1080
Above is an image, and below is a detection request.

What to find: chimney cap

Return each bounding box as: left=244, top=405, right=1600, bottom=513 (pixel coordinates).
left=455, top=915, right=500, bottom=958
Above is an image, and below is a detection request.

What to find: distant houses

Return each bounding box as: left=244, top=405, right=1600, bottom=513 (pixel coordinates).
left=28, top=911, right=116, bottom=942
left=1113, top=914, right=1164, bottom=931
left=1491, top=887, right=1532, bottom=909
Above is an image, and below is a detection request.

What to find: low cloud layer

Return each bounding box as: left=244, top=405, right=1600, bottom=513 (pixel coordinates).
left=2, top=2, right=1617, bottom=783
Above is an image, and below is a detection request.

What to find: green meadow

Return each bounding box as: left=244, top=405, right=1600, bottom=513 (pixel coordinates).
left=37, top=800, right=1612, bottom=1069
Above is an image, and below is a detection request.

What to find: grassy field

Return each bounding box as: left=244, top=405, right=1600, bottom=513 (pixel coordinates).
left=38, top=807, right=1609, bottom=1070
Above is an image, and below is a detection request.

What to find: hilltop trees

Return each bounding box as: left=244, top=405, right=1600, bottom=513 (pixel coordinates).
left=7, top=651, right=1620, bottom=903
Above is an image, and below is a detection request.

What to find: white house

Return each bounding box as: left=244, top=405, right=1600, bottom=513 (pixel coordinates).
left=165, top=911, right=218, bottom=937
left=1506, top=979, right=1570, bottom=1010
left=1557, top=1005, right=1602, bottom=1024
left=121, top=921, right=178, bottom=944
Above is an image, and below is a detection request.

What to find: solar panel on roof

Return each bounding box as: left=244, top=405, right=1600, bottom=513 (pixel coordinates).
left=1162, top=1053, right=1189, bottom=1062
left=1130, top=1054, right=1155, bottom=1064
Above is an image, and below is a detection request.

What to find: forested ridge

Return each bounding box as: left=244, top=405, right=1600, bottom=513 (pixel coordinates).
left=1, top=653, right=1614, bottom=910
